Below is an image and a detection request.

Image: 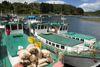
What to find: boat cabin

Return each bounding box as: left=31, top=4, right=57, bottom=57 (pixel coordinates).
left=26, top=16, right=37, bottom=23
left=37, top=33, right=89, bottom=54
left=0, top=21, right=24, bottom=35
left=26, top=16, right=69, bottom=36
left=49, top=23, right=69, bottom=34
left=30, top=22, right=49, bottom=36
left=62, top=32, right=96, bottom=44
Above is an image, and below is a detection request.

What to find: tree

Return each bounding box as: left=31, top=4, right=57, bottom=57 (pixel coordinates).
left=77, top=7, right=84, bottom=15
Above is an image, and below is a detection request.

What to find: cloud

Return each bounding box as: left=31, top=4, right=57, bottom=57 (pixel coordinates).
left=78, top=0, right=100, bottom=12
left=46, top=0, right=67, bottom=4
left=81, top=0, right=90, bottom=2
left=0, top=0, right=37, bottom=4
left=81, top=0, right=94, bottom=2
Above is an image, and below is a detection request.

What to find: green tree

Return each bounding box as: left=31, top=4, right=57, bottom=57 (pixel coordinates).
left=77, top=7, right=84, bottom=15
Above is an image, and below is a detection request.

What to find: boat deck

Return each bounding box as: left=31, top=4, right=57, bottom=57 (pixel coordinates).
left=0, top=32, right=58, bottom=67
left=38, top=33, right=83, bottom=46
left=0, top=32, right=12, bottom=67
left=63, top=32, right=95, bottom=40
left=5, top=33, right=31, bottom=57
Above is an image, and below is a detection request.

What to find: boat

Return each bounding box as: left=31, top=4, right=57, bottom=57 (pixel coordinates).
left=0, top=13, right=17, bottom=20
left=0, top=18, right=58, bottom=67
left=26, top=15, right=100, bottom=67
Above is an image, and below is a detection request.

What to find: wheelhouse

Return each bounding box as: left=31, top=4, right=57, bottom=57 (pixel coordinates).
left=49, top=23, right=69, bottom=34
left=26, top=16, right=37, bottom=22
left=0, top=21, right=24, bottom=35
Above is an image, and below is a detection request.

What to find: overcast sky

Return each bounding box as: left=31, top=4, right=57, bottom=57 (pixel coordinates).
left=0, top=0, right=100, bottom=12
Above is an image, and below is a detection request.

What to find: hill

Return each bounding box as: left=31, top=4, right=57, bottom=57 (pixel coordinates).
left=0, top=1, right=84, bottom=15
left=84, top=10, right=100, bottom=16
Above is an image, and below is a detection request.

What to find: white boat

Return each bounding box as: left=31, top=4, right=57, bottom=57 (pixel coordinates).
left=26, top=15, right=100, bottom=67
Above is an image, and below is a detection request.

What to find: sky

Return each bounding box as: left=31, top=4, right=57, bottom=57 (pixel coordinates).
left=0, top=0, right=100, bottom=12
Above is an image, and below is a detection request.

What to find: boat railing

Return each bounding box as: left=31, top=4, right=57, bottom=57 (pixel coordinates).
left=33, top=36, right=100, bottom=59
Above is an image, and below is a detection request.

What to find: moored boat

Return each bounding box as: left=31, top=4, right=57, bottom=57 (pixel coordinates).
left=0, top=19, right=58, bottom=67
left=0, top=14, right=17, bottom=20
left=27, top=15, right=100, bottom=67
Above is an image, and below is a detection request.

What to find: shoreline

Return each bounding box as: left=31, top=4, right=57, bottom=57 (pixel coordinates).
left=82, top=18, right=100, bottom=22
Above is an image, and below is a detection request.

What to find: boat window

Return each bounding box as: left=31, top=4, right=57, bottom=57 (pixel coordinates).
left=60, top=26, right=63, bottom=31
left=66, top=26, right=67, bottom=30
left=31, top=18, right=33, bottom=19
left=63, top=26, right=66, bottom=30
left=76, top=38, right=79, bottom=40
left=49, top=42, right=51, bottom=45
left=46, top=40, right=48, bottom=43
left=56, top=44, right=59, bottom=48
left=52, top=26, right=55, bottom=29
left=6, top=25, right=10, bottom=30
left=81, top=39, right=84, bottom=42
left=61, top=46, right=65, bottom=49
left=41, top=25, right=44, bottom=29
left=52, top=43, right=55, bottom=46
left=35, top=26, right=37, bottom=29
left=18, top=24, right=22, bottom=29
left=72, top=37, right=75, bottom=39
left=11, top=24, right=17, bottom=30
left=31, top=26, right=33, bottom=28
left=38, top=25, right=40, bottom=29
left=45, top=25, right=47, bottom=29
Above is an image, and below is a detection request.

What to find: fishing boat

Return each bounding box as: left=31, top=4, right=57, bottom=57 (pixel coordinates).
left=26, top=15, right=100, bottom=67
left=0, top=19, right=58, bottom=67
left=0, top=14, right=17, bottom=20
left=0, top=14, right=18, bottom=29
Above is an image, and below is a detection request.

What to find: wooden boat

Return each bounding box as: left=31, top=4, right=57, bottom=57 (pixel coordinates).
left=27, top=15, right=100, bottom=67
left=0, top=19, right=58, bottom=67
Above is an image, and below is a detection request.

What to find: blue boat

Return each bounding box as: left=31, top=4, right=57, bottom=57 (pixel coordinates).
left=0, top=14, right=17, bottom=20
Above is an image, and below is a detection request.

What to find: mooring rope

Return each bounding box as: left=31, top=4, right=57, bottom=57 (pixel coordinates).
left=7, top=36, right=17, bottom=53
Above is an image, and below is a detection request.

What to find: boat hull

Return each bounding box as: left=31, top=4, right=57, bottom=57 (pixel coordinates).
left=0, top=16, right=17, bottom=20
left=63, top=55, right=100, bottom=67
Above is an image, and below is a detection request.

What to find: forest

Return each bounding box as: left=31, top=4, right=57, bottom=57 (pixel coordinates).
left=0, top=1, right=84, bottom=15
left=84, top=10, right=100, bottom=16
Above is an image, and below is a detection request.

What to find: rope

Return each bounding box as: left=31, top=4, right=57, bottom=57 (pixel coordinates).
left=7, top=36, right=17, bottom=53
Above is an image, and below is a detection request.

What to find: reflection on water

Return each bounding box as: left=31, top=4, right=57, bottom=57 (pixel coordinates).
left=1, top=15, right=100, bottom=41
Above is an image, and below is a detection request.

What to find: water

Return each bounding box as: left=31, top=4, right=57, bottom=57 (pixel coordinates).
left=1, top=15, right=100, bottom=41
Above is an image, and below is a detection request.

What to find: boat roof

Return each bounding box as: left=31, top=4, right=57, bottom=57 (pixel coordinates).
left=0, top=21, right=25, bottom=25
left=50, top=23, right=69, bottom=26
left=30, top=22, right=50, bottom=26
left=63, top=32, right=95, bottom=40
left=30, top=22, right=69, bottom=26
left=26, top=16, right=37, bottom=18
left=38, top=33, right=83, bottom=47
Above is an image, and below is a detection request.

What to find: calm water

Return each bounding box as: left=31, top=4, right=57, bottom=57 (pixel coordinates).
left=1, top=15, right=100, bottom=41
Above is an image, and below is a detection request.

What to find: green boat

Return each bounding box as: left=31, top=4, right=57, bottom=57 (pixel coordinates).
left=0, top=20, right=58, bottom=67
left=26, top=16, right=100, bottom=67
